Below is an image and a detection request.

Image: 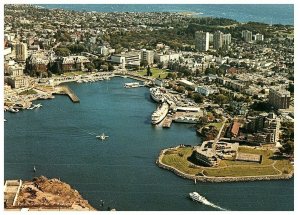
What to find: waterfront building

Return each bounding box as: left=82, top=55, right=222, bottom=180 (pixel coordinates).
left=269, top=88, right=290, bottom=109
left=195, top=31, right=209, bottom=51
left=15, top=42, right=28, bottom=62
left=213, top=31, right=224, bottom=49
left=178, top=79, right=196, bottom=90
left=110, top=52, right=141, bottom=68
left=242, top=30, right=253, bottom=42
left=60, top=56, right=90, bottom=72
left=192, top=141, right=217, bottom=167
left=27, top=54, right=49, bottom=74
left=141, top=49, right=154, bottom=65
left=245, top=112, right=281, bottom=144
left=6, top=76, right=30, bottom=89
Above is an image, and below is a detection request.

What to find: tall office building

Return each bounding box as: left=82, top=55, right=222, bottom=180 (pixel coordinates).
left=213, top=31, right=224, bottom=49
left=242, top=30, right=253, bottom=42
left=15, top=42, right=28, bottom=62
left=195, top=31, right=209, bottom=51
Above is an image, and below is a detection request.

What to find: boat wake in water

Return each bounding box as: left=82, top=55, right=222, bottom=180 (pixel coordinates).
left=189, top=192, right=227, bottom=211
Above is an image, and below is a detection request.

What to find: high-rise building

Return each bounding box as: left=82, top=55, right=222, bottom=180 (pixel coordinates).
left=15, top=42, right=28, bottom=62
left=213, top=31, right=223, bottom=49
left=242, top=30, right=253, bottom=42
left=222, top=33, right=232, bottom=46
left=269, top=88, right=291, bottom=109
left=140, top=49, right=154, bottom=65
left=254, top=33, right=264, bottom=41
left=195, top=31, right=209, bottom=51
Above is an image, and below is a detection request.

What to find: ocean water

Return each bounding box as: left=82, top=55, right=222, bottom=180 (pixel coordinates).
left=39, top=4, right=294, bottom=25
left=4, top=78, right=294, bottom=211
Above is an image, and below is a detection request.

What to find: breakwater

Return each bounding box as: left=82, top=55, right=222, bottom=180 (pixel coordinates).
left=156, top=147, right=294, bottom=183
left=54, top=85, right=80, bottom=103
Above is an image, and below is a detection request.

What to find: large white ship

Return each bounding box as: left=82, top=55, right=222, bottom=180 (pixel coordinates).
left=151, top=102, right=169, bottom=124
left=150, top=87, right=165, bottom=103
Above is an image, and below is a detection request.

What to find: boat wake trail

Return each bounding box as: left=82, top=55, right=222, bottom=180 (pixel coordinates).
left=191, top=193, right=227, bottom=211
left=200, top=198, right=227, bottom=211
left=204, top=201, right=227, bottom=211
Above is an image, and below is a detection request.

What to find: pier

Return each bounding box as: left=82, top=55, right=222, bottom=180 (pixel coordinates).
left=114, top=71, right=154, bottom=82
left=55, top=86, right=80, bottom=103
left=162, top=116, right=173, bottom=128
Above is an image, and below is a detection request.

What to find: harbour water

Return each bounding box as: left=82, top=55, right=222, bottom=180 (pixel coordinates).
left=40, top=4, right=294, bottom=25
left=4, top=77, right=294, bottom=211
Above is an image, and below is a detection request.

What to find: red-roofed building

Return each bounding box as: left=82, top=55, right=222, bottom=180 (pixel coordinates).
left=231, top=121, right=240, bottom=137
left=227, top=67, right=238, bottom=75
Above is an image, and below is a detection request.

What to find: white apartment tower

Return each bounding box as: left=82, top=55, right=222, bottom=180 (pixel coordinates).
left=254, top=33, right=264, bottom=41
left=141, top=49, right=154, bottom=65
left=222, top=33, right=232, bottom=46
left=213, top=31, right=224, bottom=49
left=195, top=31, right=209, bottom=51
left=242, top=30, right=253, bottom=42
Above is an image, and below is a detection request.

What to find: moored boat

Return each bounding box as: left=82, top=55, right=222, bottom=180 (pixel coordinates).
left=151, top=102, right=169, bottom=124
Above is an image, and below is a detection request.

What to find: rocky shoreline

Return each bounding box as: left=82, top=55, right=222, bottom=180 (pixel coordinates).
left=5, top=176, right=96, bottom=211
left=156, top=147, right=294, bottom=183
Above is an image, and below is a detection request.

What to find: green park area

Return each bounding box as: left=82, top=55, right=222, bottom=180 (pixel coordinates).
left=138, top=68, right=170, bottom=79
left=19, top=89, right=37, bottom=95
left=160, top=146, right=293, bottom=177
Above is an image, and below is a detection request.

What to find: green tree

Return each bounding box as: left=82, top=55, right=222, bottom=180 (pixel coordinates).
left=55, top=47, right=70, bottom=57
left=192, top=93, right=204, bottom=103
left=215, top=94, right=229, bottom=105
left=146, top=65, right=152, bottom=76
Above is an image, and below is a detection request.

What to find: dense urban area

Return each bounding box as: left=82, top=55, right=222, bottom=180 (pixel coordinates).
left=4, top=4, right=294, bottom=210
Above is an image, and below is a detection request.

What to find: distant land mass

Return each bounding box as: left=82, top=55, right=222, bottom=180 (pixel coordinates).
left=39, top=4, right=294, bottom=25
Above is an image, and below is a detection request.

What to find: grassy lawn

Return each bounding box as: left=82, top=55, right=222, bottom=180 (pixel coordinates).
left=138, top=68, right=169, bottom=79
left=19, top=89, right=37, bottom=95
left=204, top=166, right=279, bottom=177
left=206, top=122, right=223, bottom=131
left=274, top=159, right=294, bottom=174
left=160, top=146, right=293, bottom=177
left=161, top=147, right=204, bottom=175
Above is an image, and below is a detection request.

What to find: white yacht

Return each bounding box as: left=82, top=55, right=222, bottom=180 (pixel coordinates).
left=151, top=102, right=169, bottom=124
left=34, top=104, right=43, bottom=108
left=9, top=108, right=19, bottom=113
left=124, top=82, right=140, bottom=88
left=189, top=192, right=209, bottom=204
left=96, top=133, right=109, bottom=141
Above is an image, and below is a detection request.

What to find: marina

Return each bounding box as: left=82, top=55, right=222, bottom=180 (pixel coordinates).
left=4, top=78, right=294, bottom=211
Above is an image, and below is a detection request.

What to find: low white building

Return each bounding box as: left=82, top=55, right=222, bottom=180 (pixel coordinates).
left=195, top=86, right=217, bottom=96
left=155, top=52, right=181, bottom=63
left=110, top=52, right=141, bottom=68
